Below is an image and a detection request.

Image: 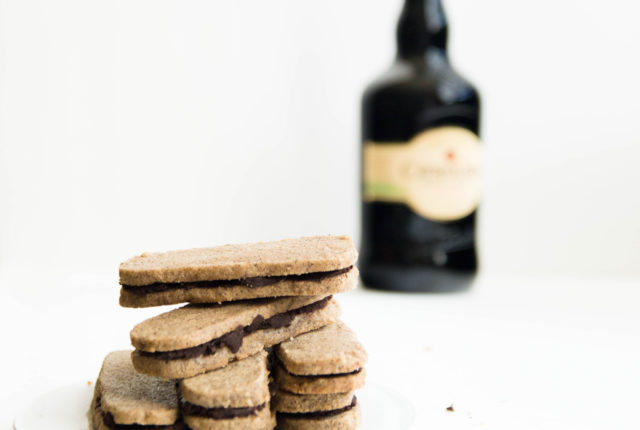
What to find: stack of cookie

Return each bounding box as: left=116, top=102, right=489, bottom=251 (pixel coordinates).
left=273, top=322, right=367, bottom=429
left=90, top=235, right=367, bottom=430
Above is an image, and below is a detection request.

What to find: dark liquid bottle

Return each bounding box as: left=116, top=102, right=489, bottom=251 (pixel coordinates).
left=360, top=0, right=482, bottom=292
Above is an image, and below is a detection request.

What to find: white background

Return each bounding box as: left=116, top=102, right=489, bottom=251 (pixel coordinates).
left=1, top=1, right=640, bottom=429
left=1, top=0, right=639, bottom=276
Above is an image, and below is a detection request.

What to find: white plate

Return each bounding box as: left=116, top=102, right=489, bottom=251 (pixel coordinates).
left=14, top=381, right=414, bottom=430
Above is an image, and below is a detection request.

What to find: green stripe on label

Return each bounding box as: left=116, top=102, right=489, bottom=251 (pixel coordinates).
left=363, top=182, right=406, bottom=201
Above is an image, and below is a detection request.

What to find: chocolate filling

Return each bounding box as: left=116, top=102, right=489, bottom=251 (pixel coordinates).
left=96, top=396, right=185, bottom=430
left=123, top=266, right=353, bottom=296
left=180, top=400, right=266, bottom=419
left=279, top=362, right=363, bottom=379
left=277, top=396, right=357, bottom=420
left=139, top=296, right=332, bottom=361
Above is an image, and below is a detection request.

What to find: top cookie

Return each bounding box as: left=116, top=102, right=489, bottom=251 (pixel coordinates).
left=276, top=322, right=368, bottom=375
left=120, top=235, right=357, bottom=286
left=95, top=350, right=179, bottom=425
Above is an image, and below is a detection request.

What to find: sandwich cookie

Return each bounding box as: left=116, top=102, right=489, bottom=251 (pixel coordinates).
left=89, top=350, right=183, bottom=430
left=274, top=322, right=367, bottom=395
left=273, top=391, right=360, bottom=430
left=179, top=351, right=275, bottom=430
left=130, top=295, right=340, bottom=379
left=119, top=235, right=358, bottom=308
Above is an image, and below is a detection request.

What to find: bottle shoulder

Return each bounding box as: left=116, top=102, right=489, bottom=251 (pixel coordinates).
left=363, top=58, right=479, bottom=108
left=362, top=57, right=481, bottom=140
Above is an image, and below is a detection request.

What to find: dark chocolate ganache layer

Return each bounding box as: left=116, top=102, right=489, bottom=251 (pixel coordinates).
left=123, top=266, right=353, bottom=295
left=279, top=362, right=363, bottom=379
left=96, top=396, right=185, bottom=430
left=277, top=396, right=357, bottom=420
left=181, top=401, right=266, bottom=419
left=139, top=296, right=332, bottom=361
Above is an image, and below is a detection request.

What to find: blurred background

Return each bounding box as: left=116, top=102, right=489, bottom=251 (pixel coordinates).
left=1, top=1, right=640, bottom=429
left=1, top=0, right=639, bottom=277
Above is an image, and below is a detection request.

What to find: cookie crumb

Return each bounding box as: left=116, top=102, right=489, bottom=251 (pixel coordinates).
left=446, top=404, right=454, bottom=412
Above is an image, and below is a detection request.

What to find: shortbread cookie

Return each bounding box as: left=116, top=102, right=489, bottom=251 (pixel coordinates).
left=274, top=391, right=360, bottom=430
left=89, top=350, right=183, bottom=430
left=274, top=391, right=355, bottom=413
left=275, top=322, right=367, bottom=394
left=274, top=366, right=366, bottom=396
left=120, top=267, right=357, bottom=308
left=131, top=295, right=340, bottom=379
left=119, top=235, right=358, bottom=308
left=179, top=351, right=275, bottom=430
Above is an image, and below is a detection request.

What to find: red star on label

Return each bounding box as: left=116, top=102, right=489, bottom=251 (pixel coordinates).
left=446, top=150, right=455, bottom=161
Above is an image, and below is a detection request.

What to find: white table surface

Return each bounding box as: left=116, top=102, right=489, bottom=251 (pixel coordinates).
left=1, top=267, right=638, bottom=430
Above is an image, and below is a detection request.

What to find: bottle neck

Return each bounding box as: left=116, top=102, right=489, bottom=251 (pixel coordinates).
left=396, top=0, right=448, bottom=61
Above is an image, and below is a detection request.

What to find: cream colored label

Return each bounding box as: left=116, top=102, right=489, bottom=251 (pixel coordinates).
left=363, top=126, right=482, bottom=221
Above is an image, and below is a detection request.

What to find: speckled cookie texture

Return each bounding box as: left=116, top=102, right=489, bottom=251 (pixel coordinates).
left=90, top=350, right=179, bottom=428
left=94, top=235, right=365, bottom=429
left=273, top=391, right=355, bottom=413
left=119, top=266, right=358, bottom=308
left=120, top=235, right=357, bottom=285
left=131, top=296, right=327, bottom=352
left=180, top=351, right=270, bottom=409
left=272, top=322, right=366, bottom=429
left=131, top=297, right=341, bottom=379
left=274, top=365, right=366, bottom=395
left=276, top=322, right=367, bottom=375
left=179, top=351, right=275, bottom=430
left=276, top=403, right=361, bottom=430
left=184, top=407, right=275, bottom=430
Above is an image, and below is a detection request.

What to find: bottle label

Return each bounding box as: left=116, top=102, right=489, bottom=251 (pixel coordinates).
left=363, top=126, right=482, bottom=222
